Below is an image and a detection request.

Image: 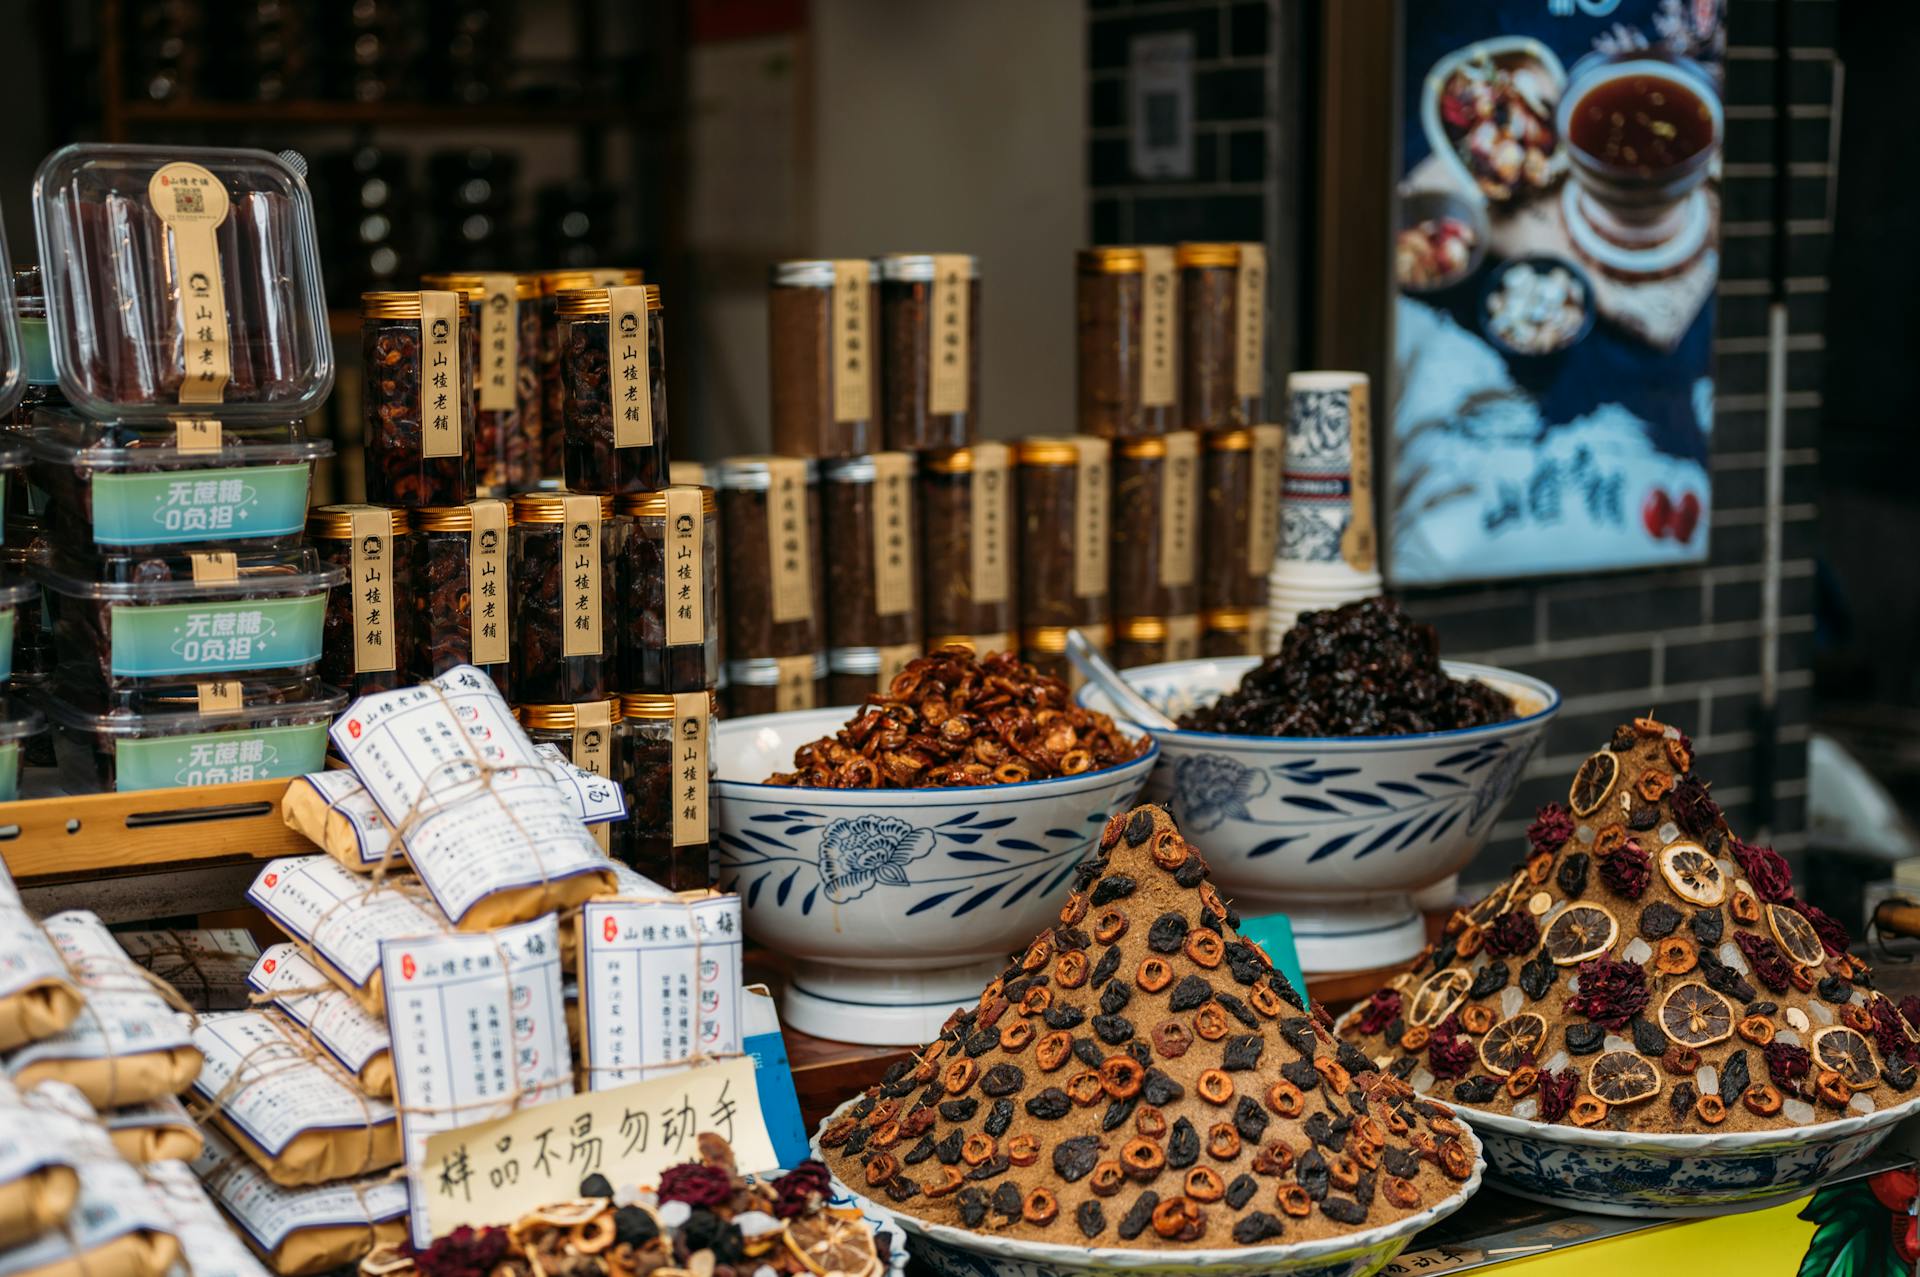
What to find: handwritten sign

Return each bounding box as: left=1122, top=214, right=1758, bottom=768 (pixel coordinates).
left=421, top=1057, right=775, bottom=1240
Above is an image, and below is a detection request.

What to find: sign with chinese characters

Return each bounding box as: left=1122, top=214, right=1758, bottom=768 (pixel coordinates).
left=609, top=286, right=653, bottom=448
left=928, top=254, right=971, bottom=416
left=420, top=290, right=463, bottom=458
left=469, top=500, right=509, bottom=666
left=871, top=453, right=914, bottom=618
left=1248, top=424, right=1284, bottom=577
left=670, top=694, right=711, bottom=848
left=970, top=442, right=1010, bottom=606
left=350, top=507, right=396, bottom=675
left=105, top=594, right=325, bottom=678
left=149, top=161, right=232, bottom=405
left=1160, top=431, right=1198, bottom=589
left=115, top=722, right=328, bottom=791
left=421, top=1057, right=773, bottom=1240
left=91, top=465, right=313, bottom=548
left=664, top=489, right=704, bottom=648
left=765, top=458, right=813, bottom=625
left=578, top=894, right=741, bottom=1088
left=1233, top=242, right=1267, bottom=406
left=1073, top=438, right=1110, bottom=602
left=830, top=260, right=872, bottom=423
left=477, top=274, right=517, bottom=413
left=562, top=496, right=605, bottom=658
left=1140, top=246, right=1177, bottom=408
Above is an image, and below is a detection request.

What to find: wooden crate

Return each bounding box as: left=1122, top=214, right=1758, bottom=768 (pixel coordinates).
left=0, top=778, right=306, bottom=882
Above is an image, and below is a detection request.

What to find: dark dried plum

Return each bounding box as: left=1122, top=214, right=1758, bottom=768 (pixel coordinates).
left=1691, top=909, right=1724, bottom=945
left=1471, top=962, right=1510, bottom=999
left=1100, top=982, right=1131, bottom=1016
left=1235, top=1094, right=1271, bottom=1142
left=1147, top=912, right=1190, bottom=953
left=1303, top=1112, right=1334, bottom=1146
left=1091, top=946, right=1123, bottom=988
left=1093, top=1015, right=1135, bottom=1045
left=991, top=1182, right=1022, bottom=1215
left=1631, top=1018, right=1667, bottom=1057
left=1279, top=1018, right=1318, bottom=1055
left=1073, top=1037, right=1104, bottom=1069
left=1337, top=1041, right=1373, bottom=1078
left=1076, top=1200, right=1106, bottom=1239
left=1223, top=1035, right=1264, bottom=1071
left=1698, top=951, right=1756, bottom=1004
left=1520, top=954, right=1558, bottom=1001
left=1610, top=725, right=1638, bottom=751
left=1356, top=1170, right=1377, bottom=1207
left=1269, top=973, right=1306, bottom=1009
left=1818, top=975, right=1852, bottom=1003
left=1453, top=1076, right=1500, bottom=1104
left=1226, top=1174, right=1259, bottom=1209
left=884, top=1176, right=919, bottom=1202
left=981, top=1064, right=1025, bottom=1096
left=1320, top=1196, right=1367, bottom=1224
left=851, top=1096, right=877, bottom=1119
left=1102, top=1096, right=1138, bottom=1131
left=1564, top=1023, right=1605, bottom=1055
left=939, top=1097, right=978, bottom=1122
left=1091, top=875, right=1137, bottom=905
left=1347, top=1086, right=1370, bottom=1114
left=985, top=1098, right=1015, bottom=1135
left=1216, top=992, right=1259, bottom=1027
left=1745, top=1000, right=1778, bottom=1017
left=1127, top=1040, right=1153, bottom=1068
left=959, top=1188, right=988, bottom=1228
left=1125, top=809, right=1156, bottom=844
left=1174, top=857, right=1208, bottom=888
left=1296, top=1147, right=1331, bottom=1199
left=1233, top=1212, right=1285, bottom=1244
left=904, top=1136, right=936, bottom=1165
left=1557, top=853, right=1590, bottom=900
left=935, top=1129, right=964, bottom=1164
left=967, top=1154, right=1009, bottom=1182
left=965, top=1029, right=998, bottom=1058
left=1054, top=1135, right=1102, bottom=1182
left=1044, top=1005, right=1086, bottom=1030
left=1024, top=1088, right=1069, bottom=1120
left=1390, top=1055, right=1420, bottom=1080
left=1884, top=1055, right=1917, bottom=1092
left=1167, top=1117, right=1200, bottom=1168
left=1117, top=1191, right=1159, bottom=1241
left=1224, top=942, right=1265, bottom=985
left=1640, top=902, right=1682, bottom=939
left=1669, top=1080, right=1697, bottom=1119
left=1054, top=926, right=1090, bottom=952
left=1628, top=801, right=1659, bottom=831
left=1383, top=1146, right=1419, bottom=1179
left=1721, top=1048, right=1751, bottom=1102
left=1143, top=1069, right=1184, bottom=1106
left=1169, top=975, right=1213, bottom=1011
left=1281, top=1059, right=1321, bottom=1090
left=844, top=1126, right=871, bottom=1155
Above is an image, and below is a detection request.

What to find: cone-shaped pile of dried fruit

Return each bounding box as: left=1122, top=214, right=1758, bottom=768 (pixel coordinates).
left=818, top=804, right=1478, bottom=1249
left=1337, top=715, right=1920, bottom=1134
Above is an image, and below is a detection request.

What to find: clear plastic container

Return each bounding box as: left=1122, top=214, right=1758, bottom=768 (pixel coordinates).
left=0, top=575, right=40, bottom=684
left=0, top=439, right=25, bottom=549
left=509, top=491, right=626, bottom=703
left=615, top=486, right=719, bottom=695
left=33, top=143, right=333, bottom=421
left=537, top=268, right=643, bottom=482
left=1015, top=436, right=1109, bottom=630
left=1076, top=246, right=1178, bottom=439
left=716, top=457, right=823, bottom=660
left=42, top=677, right=345, bottom=793
left=0, top=222, right=25, bottom=424
left=29, top=409, right=329, bottom=560
left=1110, top=432, right=1199, bottom=621
left=877, top=253, right=979, bottom=452
left=2, top=548, right=51, bottom=683
left=769, top=260, right=880, bottom=459
left=619, top=690, right=718, bottom=891
left=410, top=500, right=513, bottom=692
left=0, top=700, right=41, bottom=801
left=919, top=443, right=1016, bottom=650
left=725, top=653, right=824, bottom=718
left=421, top=272, right=542, bottom=495
left=307, top=504, right=417, bottom=696
left=361, top=289, right=477, bottom=507
left=36, top=547, right=343, bottom=692
left=558, top=285, right=670, bottom=495
left=819, top=453, right=919, bottom=650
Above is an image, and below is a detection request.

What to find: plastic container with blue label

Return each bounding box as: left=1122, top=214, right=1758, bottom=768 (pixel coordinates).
left=0, top=700, right=41, bottom=800
left=29, top=409, right=330, bottom=560
left=36, top=547, right=342, bottom=693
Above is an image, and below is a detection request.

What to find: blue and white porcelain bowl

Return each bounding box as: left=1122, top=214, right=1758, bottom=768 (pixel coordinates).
left=812, top=1097, right=1485, bottom=1277
left=1460, top=1090, right=1920, bottom=1217
left=1079, top=657, right=1558, bottom=974
left=714, top=707, right=1157, bottom=1045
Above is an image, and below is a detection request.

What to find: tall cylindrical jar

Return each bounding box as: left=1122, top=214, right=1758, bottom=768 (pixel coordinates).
left=409, top=499, right=513, bottom=692
left=877, top=253, right=979, bottom=453
left=422, top=271, right=542, bottom=495
left=919, top=443, right=1016, bottom=654
left=769, top=260, right=880, bottom=458
left=537, top=268, right=643, bottom=482
left=517, top=697, right=625, bottom=853
left=615, top=485, right=720, bottom=695
left=508, top=491, right=627, bottom=703
left=558, top=285, right=670, bottom=494
left=819, top=453, right=920, bottom=660
left=621, top=690, right=718, bottom=890
left=1016, top=436, right=1109, bottom=679
left=726, top=653, right=824, bottom=718
left=1177, top=242, right=1267, bottom=432
left=308, top=503, right=418, bottom=695
left=1110, top=432, right=1200, bottom=668
left=1200, top=425, right=1284, bottom=614
left=716, top=457, right=824, bottom=706
left=361, top=290, right=477, bottom=506
left=1076, top=246, right=1179, bottom=438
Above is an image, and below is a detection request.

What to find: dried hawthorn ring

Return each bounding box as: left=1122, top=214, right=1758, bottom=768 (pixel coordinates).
left=1022, top=1187, right=1060, bottom=1225
left=1569, top=1096, right=1609, bottom=1127
left=1185, top=1167, right=1226, bottom=1202
left=866, top=1100, right=900, bottom=1127
left=1101, top=811, right=1129, bottom=849
left=1400, top=1025, right=1432, bottom=1052
left=902, top=1107, right=936, bottom=1137
left=1526, top=852, right=1554, bottom=885
left=1736, top=1015, right=1775, bottom=1046
left=1743, top=1083, right=1784, bottom=1116
left=1352, top=1116, right=1385, bottom=1150
left=1460, top=1005, right=1496, bottom=1035
left=1789, top=964, right=1815, bottom=993
left=1351, top=1139, right=1380, bottom=1171
left=943, top=1060, right=978, bottom=1094
left=1067, top=1071, right=1106, bottom=1106
left=1250, top=985, right=1284, bottom=1018
left=1633, top=716, right=1667, bottom=737
left=1382, top=1175, right=1421, bottom=1208
left=1457, top=925, right=1486, bottom=960
left=1055, top=951, right=1090, bottom=988
left=1021, top=986, right=1053, bottom=1016
left=1505, top=1066, right=1539, bottom=1098
left=1655, top=937, right=1699, bottom=975
left=1000, top=1021, right=1036, bottom=1051
left=1199, top=883, right=1228, bottom=920
left=978, top=997, right=1009, bottom=1029
left=1841, top=1004, right=1873, bottom=1033
left=821, top=1116, right=858, bottom=1147
left=1022, top=940, right=1052, bottom=971
left=1135, top=1105, right=1168, bottom=1138
left=1196, top=1069, right=1235, bottom=1105
left=1438, top=1139, right=1474, bottom=1180
left=1385, top=1108, right=1411, bottom=1135
left=864, top=1153, right=899, bottom=1186
left=1265, top=1080, right=1305, bottom=1117
left=1206, top=1123, right=1242, bottom=1160
left=1183, top=928, right=1225, bottom=968
left=1328, top=1155, right=1361, bottom=1191
left=570, top=1215, right=615, bottom=1254
left=1315, top=1058, right=1353, bottom=1094
left=1594, top=825, right=1628, bottom=858
left=1731, top=892, right=1762, bottom=925
left=1151, top=1197, right=1201, bottom=1240
left=1816, top=1070, right=1853, bottom=1108
left=1036, top=1031, right=1073, bottom=1072
left=1151, top=1020, right=1193, bottom=1059
left=1193, top=1004, right=1230, bottom=1041
left=1060, top=893, right=1089, bottom=925
left=870, top=1121, right=902, bottom=1148
left=1695, top=1094, right=1728, bottom=1125
left=1637, top=771, right=1674, bottom=802
left=1408, top=1130, right=1439, bottom=1161
left=1149, top=830, right=1188, bottom=870
left=1120, top=1137, right=1166, bottom=1178
left=962, top=1133, right=996, bottom=1165
left=1093, top=910, right=1130, bottom=944
left=1276, top=1184, right=1313, bottom=1217
left=1666, top=738, right=1692, bottom=772
left=1007, top=1133, right=1041, bottom=1166
left=1662, top=1045, right=1700, bottom=1076
left=1101, top=1055, right=1146, bottom=1099
left=1090, top=1160, right=1126, bottom=1196
left=1136, top=957, right=1174, bottom=992
left=926, top=1165, right=965, bottom=1197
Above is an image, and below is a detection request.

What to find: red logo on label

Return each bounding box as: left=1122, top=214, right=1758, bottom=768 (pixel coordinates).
left=348, top=719, right=363, bottom=739
left=263, top=873, right=279, bottom=888
left=603, top=917, right=619, bottom=943
left=262, top=958, right=277, bottom=974
left=401, top=955, right=417, bottom=981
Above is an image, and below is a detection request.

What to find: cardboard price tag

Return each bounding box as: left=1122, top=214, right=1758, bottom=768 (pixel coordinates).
left=421, top=1057, right=777, bottom=1238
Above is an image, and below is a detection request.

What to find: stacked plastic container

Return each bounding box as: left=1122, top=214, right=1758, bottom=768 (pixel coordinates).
left=28, top=143, right=343, bottom=793
left=0, top=236, right=43, bottom=796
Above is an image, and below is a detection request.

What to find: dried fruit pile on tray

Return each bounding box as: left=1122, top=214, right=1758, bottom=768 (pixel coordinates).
left=1336, top=715, right=1920, bottom=1134
left=364, top=1136, right=891, bottom=1277
left=818, top=804, right=1476, bottom=1248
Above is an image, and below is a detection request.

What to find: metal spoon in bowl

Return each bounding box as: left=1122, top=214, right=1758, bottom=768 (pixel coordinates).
left=1065, top=627, right=1178, bottom=731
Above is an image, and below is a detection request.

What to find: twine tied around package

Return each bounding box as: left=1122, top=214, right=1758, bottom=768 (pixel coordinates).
left=193, top=1125, right=397, bottom=1260
left=580, top=892, right=745, bottom=1085
left=43, top=943, right=203, bottom=1111
left=185, top=1015, right=386, bottom=1182
left=123, top=935, right=252, bottom=1013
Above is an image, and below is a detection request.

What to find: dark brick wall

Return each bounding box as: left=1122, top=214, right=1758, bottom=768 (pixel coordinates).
left=1086, top=0, right=1832, bottom=880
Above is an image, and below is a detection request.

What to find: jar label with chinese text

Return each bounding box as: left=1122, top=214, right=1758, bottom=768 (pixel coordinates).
left=196, top=679, right=243, bottom=715
left=574, top=698, right=615, bottom=853
left=1167, top=613, right=1200, bottom=662
left=1140, top=247, right=1177, bottom=408
left=561, top=495, right=605, bottom=658
left=1073, top=438, right=1110, bottom=602
left=1249, top=424, right=1284, bottom=577
left=149, top=161, right=233, bottom=405
left=174, top=418, right=223, bottom=452
left=350, top=507, right=397, bottom=674
left=1234, top=243, right=1266, bottom=405
left=671, top=692, right=710, bottom=848
left=872, top=452, right=914, bottom=617
left=188, top=551, right=237, bottom=583
left=969, top=442, right=1010, bottom=605
left=831, top=261, right=873, bottom=423
left=469, top=499, right=510, bottom=666
left=765, top=458, right=813, bottom=625
left=929, top=254, right=971, bottom=416
left=1160, top=431, right=1198, bottom=589
left=774, top=654, right=814, bottom=712
left=609, top=285, right=653, bottom=448
left=1340, top=379, right=1377, bottom=573
left=665, top=487, right=705, bottom=648
left=420, top=290, right=464, bottom=458
left=478, top=274, right=518, bottom=412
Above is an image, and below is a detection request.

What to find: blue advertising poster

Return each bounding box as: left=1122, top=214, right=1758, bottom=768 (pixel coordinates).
left=1387, top=0, right=1724, bottom=585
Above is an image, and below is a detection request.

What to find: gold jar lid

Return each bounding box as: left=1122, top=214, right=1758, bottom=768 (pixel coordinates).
left=618, top=690, right=721, bottom=720
left=1077, top=247, right=1146, bottom=274
left=515, top=698, right=623, bottom=730
left=510, top=491, right=617, bottom=523
left=421, top=272, right=541, bottom=301
left=1201, top=608, right=1256, bottom=632
left=1020, top=624, right=1108, bottom=654
left=538, top=268, right=645, bottom=295
left=1116, top=436, right=1172, bottom=460
left=554, top=285, right=664, bottom=318
left=361, top=290, right=453, bottom=320
left=307, top=503, right=409, bottom=539
left=1206, top=429, right=1255, bottom=452
left=411, top=499, right=515, bottom=533
left=1115, top=616, right=1170, bottom=643
left=1176, top=242, right=1242, bottom=269
left=615, top=484, right=717, bottom=518
left=1015, top=436, right=1105, bottom=468
left=922, top=444, right=1009, bottom=475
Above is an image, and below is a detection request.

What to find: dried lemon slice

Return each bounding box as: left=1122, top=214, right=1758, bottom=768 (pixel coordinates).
left=1568, top=751, right=1620, bottom=818
left=1658, top=982, right=1734, bottom=1048
left=1407, top=968, right=1473, bottom=1028
left=1478, top=1012, right=1548, bottom=1077
left=1767, top=904, right=1825, bottom=969
left=1542, top=904, right=1618, bottom=966
left=1810, top=1026, right=1879, bottom=1089
left=785, top=1211, right=882, bottom=1277
left=1658, top=843, right=1727, bottom=907
left=1588, top=1050, right=1661, bottom=1105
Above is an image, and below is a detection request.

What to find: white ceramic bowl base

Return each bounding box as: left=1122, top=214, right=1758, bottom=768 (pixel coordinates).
left=714, top=707, right=1158, bottom=1046
left=1080, top=657, right=1560, bottom=974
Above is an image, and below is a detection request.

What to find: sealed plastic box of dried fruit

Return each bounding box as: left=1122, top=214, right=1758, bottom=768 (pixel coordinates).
left=814, top=804, right=1484, bottom=1275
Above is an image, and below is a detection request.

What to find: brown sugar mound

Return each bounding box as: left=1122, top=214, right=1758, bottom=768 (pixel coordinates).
left=818, top=804, right=1477, bottom=1249
left=1336, top=715, right=1920, bottom=1135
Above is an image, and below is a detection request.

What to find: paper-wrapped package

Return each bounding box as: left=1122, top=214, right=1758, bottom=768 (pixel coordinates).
left=118, top=929, right=261, bottom=1013
left=141, top=1160, right=272, bottom=1277
left=191, top=1129, right=405, bottom=1277
left=0, top=868, right=81, bottom=1052
left=246, top=857, right=450, bottom=1014
left=104, top=1095, right=203, bottom=1163
left=0, top=1075, right=79, bottom=1250
left=245, top=945, right=393, bottom=1099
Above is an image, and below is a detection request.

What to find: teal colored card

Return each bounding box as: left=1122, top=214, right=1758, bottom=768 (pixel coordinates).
left=1235, top=912, right=1309, bottom=1002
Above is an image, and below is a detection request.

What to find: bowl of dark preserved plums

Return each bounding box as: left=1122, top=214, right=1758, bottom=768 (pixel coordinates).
left=1078, top=598, right=1558, bottom=974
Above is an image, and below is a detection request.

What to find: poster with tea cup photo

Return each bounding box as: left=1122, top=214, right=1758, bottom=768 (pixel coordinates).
left=1387, top=0, right=1724, bottom=585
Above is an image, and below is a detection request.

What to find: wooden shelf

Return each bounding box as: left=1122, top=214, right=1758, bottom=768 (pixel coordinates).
left=117, top=99, right=638, bottom=130
left=0, top=778, right=307, bottom=883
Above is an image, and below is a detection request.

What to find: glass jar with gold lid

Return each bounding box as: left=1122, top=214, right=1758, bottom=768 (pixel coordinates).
left=421, top=273, right=542, bottom=494
left=1077, top=246, right=1179, bottom=438
left=919, top=443, right=1016, bottom=653
left=615, top=485, right=720, bottom=695
left=1177, top=242, right=1265, bottom=432
left=516, top=696, right=625, bottom=852
left=409, top=499, right=514, bottom=691
left=557, top=285, right=670, bottom=495
left=307, top=503, right=416, bottom=696
left=619, top=689, right=719, bottom=891
left=537, top=269, right=644, bottom=481
left=361, top=290, right=478, bottom=507
left=508, top=490, right=627, bottom=704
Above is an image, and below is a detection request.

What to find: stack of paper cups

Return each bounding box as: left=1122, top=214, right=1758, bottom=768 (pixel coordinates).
left=1267, top=370, right=1383, bottom=647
